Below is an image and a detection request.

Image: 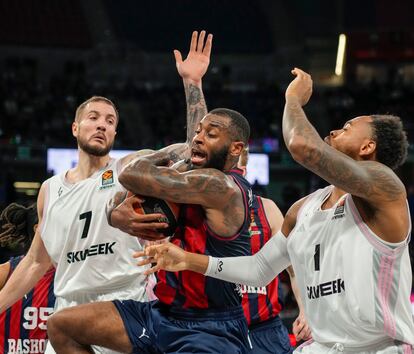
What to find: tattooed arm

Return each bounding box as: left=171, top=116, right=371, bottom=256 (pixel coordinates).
left=119, top=31, right=212, bottom=168
left=176, top=30, right=212, bottom=144
left=283, top=68, right=406, bottom=204
left=283, top=68, right=408, bottom=243
left=120, top=158, right=238, bottom=207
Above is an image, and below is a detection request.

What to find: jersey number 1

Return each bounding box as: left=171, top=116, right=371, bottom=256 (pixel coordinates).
left=314, top=244, right=321, bottom=271
left=79, top=211, right=92, bottom=239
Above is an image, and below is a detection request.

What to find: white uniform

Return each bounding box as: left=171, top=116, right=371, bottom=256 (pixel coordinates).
left=40, top=158, right=151, bottom=354
left=288, top=186, right=414, bottom=353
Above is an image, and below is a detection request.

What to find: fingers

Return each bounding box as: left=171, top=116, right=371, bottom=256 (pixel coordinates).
left=131, top=213, right=169, bottom=223
left=188, top=30, right=212, bottom=54
left=291, top=67, right=312, bottom=81
left=190, top=30, right=198, bottom=52
left=174, top=49, right=183, bottom=64
left=292, top=317, right=310, bottom=341
left=197, top=30, right=206, bottom=52
left=202, top=33, right=213, bottom=57
left=125, top=194, right=145, bottom=204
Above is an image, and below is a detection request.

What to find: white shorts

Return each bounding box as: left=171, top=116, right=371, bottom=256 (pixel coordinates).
left=46, top=275, right=156, bottom=354
left=294, top=340, right=413, bottom=354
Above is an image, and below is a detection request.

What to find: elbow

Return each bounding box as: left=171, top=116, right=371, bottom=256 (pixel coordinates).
left=118, top=170, right=130, bottom=189
left=286, top=137, right=319, bottom=165
left=119, top=167, right=140, bottom=193
left=286, top=137, right=306, bottom=163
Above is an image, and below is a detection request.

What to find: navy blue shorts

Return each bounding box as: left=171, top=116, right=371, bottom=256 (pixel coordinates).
left=113, top=300, right=250, bottom=354
left=248, top=316, right=293, bottom=354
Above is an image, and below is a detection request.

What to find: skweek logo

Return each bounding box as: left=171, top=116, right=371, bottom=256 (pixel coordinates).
left=99, top=169, right=115, bottom=190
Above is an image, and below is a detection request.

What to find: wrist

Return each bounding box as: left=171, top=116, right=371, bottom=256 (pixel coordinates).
left=285, top=95, right=301, bottom=104
left=183, top=78, right=202, bottom=87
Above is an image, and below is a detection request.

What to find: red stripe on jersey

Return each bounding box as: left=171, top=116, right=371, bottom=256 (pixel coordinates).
left=0, top=311, right=5, bottom=350
left=9, top=299, right=23, bottom=341
left=180, top=208, right=209, bottom=308
left=155, top=266, right=178, bottom=305
left=243, top=196, right=283, bottom=325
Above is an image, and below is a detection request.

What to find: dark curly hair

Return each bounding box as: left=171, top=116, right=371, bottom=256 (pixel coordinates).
left=0, top=203, right=38, bottom=253
left=370, top=115, right=409, bottom=170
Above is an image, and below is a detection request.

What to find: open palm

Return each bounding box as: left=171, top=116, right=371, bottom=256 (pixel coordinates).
left=175, top=30, right=213, bottom=83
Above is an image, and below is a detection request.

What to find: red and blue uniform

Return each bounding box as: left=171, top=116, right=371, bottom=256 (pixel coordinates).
left=0, top=256, right=55, bottom=354
left=244, top=195, right=292, bottom=354
left=113, top=168, right=254, bottom=353
left=155, top=168, right=253, bottom=309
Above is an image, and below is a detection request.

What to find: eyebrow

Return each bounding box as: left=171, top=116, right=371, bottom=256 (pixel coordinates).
left=207, top=121, right=228, bottom=128
left=87, top=110, right=116, bottom=119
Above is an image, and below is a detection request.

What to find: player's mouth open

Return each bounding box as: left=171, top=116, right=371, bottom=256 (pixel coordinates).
left=191, top=149, right=207, bottom=165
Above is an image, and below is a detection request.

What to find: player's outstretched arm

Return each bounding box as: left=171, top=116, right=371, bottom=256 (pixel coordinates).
left=176, top=30, right=212, bottom=144
left=283, top=68, right=406, bottom=206
left=0, top=183, right=52, bottom=313
left=134, top=198, right=305, bottom=285
left=135, top=230, right=290, bottom=287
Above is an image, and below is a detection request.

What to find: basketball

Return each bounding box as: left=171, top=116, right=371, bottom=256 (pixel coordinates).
left=127, top=192, right=180, bottom=236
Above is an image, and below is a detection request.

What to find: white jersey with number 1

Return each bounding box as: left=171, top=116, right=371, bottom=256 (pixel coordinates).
left=288, top=186, right=414, bottom=352
left=40, top=158, right=149, bottom=301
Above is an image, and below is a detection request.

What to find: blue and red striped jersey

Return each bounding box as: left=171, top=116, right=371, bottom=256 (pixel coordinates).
left=242, top=195, right=283, bottom=326
left=0, top=256, right=55, bottom=354
left=155, top=168, right=253, bottom=309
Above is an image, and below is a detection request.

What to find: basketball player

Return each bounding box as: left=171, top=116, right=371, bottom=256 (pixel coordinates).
left=238, top=149, right=311, bottom=353
left=0, top=203, right=55, bottom=354
left=0, top=30, right=213, bottom=354
left=137, top=68, right=414, bottom=353
left=46, top=106, right=256, bottom=353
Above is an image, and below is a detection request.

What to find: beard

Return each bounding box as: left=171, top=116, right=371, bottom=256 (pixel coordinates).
left=78, top=135, right=113, bottom=157
left=204, top=144, right=229, bottom=171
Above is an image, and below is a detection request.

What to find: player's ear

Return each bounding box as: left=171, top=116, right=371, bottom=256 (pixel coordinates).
left=229, top=141, right=244, bottom=158
left=72, top=121, right=79, bottom=138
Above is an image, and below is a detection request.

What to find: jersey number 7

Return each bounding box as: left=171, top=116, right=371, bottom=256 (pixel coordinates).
left=79, top=211, right=92, bottom=239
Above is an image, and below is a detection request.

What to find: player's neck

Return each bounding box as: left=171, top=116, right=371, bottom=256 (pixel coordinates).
left=322, top=186, right=347, bottom=209
left=68, top=151, right=111, bottom=182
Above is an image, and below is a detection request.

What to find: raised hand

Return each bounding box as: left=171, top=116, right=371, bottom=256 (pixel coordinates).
left=174, top=30, right=213, bottom=84
left=108, top=192, right=168, bottom=241
left=134, top=242, right=189, bottom=274
left=285, top=68, right=313, bottom=106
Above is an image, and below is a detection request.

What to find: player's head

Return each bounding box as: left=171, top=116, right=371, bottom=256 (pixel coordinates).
left=325, top=115, right=408, bottom=170
left=0, top=203, right=38, bottom=254
left=191, top=108, right=250, bottom=171
left=72, top=96, right=118, bottom=157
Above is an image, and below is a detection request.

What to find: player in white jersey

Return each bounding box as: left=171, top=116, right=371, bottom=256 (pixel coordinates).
left=0, top=30, right=212, bottom=353
left=137, top=68, right=414, bottom=353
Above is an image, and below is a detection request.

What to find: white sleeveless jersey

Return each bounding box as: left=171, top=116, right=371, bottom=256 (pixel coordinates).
left=288, top=186, right=414, bottom=348
left=40, top=158, right=148, bottom=298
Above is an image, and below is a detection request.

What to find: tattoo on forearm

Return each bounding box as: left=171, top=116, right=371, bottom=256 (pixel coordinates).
left=283, top=100, right=403, bottom=201
left=185, top=83, right=207, bottom=143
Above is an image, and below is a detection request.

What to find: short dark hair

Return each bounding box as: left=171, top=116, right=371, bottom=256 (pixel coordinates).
left=209, top=108, right=250, bottom=144
left=0, top=203, right=38, bottom=252
left=370, top=115, right=408, bottom=170
left=75, top=96, right=119, bottom=123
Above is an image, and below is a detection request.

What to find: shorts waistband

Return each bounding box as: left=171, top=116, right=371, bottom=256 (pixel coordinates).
left=248, top=315, right=282, bottom=331
left=316, top=338, right=410, bottom=352
left=164, top=305, right=246, bottom=321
